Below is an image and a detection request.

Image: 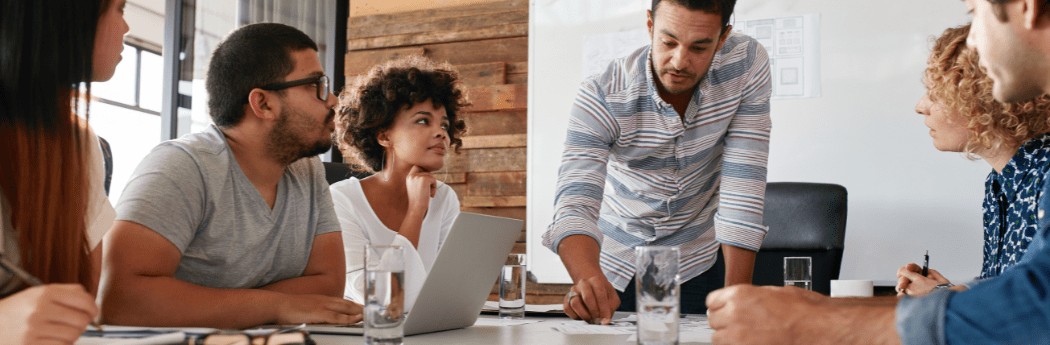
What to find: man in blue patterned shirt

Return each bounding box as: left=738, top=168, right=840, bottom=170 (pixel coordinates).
left=706, top=0, right=1050, bottom=344
left=543, top=0, right=772, bottom=323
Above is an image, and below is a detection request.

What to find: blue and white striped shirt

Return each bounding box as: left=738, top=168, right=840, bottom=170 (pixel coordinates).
left=543, top=33, right=772, bottom=290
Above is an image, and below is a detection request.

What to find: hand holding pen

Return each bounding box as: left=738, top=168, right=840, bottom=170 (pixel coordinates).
left=0, top=253, right=103, bottom=343
left=895, top=251, right=951, bottom=297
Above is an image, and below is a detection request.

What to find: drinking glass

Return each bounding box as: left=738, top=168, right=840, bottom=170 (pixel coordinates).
left=365, top=245, right=405, bottom=345
left=635, top=246, right=680, bottom=345
left=500, top=253, right=527, bottom=319
left=784, top=256, right=813, bottom=291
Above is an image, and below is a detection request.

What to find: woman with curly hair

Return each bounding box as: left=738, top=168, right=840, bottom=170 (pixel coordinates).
left=897, top=24, right=1050, bottom=296
left=331, top=56, right=469, bottom=308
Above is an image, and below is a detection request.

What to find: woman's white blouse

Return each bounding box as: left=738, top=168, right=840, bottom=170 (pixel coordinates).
left=330, top=177, right=459, bottom=311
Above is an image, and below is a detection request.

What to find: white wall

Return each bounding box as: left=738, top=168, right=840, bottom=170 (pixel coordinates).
left=528, top=0, right=982, bottom=285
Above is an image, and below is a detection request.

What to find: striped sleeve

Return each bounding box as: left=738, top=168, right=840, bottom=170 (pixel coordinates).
left=714, top=41, right=772, bottom=251
left=542, top=78, right=617, bottom=254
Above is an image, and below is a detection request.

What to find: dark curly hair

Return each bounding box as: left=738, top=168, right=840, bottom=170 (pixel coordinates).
left=925, top=24, right=1050, bottom=157
left=335, top=56, right=470, bottom=172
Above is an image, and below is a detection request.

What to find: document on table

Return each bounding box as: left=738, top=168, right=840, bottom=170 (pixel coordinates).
left=551, top=314, right=714, bottom=342
left=622, top=314, right=714, bottom=343
left=549, top=320, right=634, bottom=335
left=77, top=325, right=261, bottom=344
left=473, top=318, right=544, bottom=327
left=77, top=324, right=297, bottom=344
left=76, top=331, right=187, bottom=345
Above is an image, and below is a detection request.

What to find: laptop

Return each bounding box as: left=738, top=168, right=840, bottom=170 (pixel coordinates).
left=304, top=212, right=523, bottom=336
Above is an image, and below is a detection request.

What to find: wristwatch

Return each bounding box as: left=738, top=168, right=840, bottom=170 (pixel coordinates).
left=933, top=283, right=955, bottom=290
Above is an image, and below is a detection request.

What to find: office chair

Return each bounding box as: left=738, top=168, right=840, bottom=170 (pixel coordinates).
left=716, top=182, right=848, bottom=295
left=323, top=162, right=373, bottom=185
left=99, top=136, right=113, bottom=196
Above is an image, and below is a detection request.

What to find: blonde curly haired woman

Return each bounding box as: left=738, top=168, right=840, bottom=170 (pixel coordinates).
left=897, top=24, right=1050, bottom=296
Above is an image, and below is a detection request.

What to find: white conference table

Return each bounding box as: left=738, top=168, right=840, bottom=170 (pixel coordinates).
left=311, top=312, right=714, bottom=345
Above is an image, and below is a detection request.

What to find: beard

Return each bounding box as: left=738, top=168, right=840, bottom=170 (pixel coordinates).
left=657, top=67, right=700, bottom=95
left=266, top=107, right=335, bottom=166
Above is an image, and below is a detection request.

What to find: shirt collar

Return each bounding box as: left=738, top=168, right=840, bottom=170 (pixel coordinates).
left=991, top=133, right=1050, bottom=200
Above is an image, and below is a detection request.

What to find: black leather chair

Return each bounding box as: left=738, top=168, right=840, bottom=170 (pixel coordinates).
left=744, top=182, right=848, bottom=295
left=323, top=162, right=372, bottom=185
left=99, top=136, right=113, bottom=196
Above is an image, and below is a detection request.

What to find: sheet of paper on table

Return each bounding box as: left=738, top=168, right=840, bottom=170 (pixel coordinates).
left=77, top=325, right=281, bottom=345
left=549, top=320, right=635, bottom=335
left=482, top=301, right=564, bottom=313
left=472, top=318, right=545, bottom=327
left=550, top=314, right=714, bottom=342
left=76, top=332, right=187, bottom=345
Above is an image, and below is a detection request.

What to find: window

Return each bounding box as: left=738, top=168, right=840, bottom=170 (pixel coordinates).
left=88, top=43, right=163, bottom=204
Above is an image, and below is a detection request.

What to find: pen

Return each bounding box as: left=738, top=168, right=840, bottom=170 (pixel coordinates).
left=922, top=250, right=929, bottom=277
left=0, top=253, right=103, bottom=330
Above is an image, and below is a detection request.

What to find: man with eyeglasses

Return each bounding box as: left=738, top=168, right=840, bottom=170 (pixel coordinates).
left=98, top=23, right=360, bottom=328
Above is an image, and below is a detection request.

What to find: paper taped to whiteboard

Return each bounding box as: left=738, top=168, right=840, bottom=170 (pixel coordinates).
left=734, top=13, right=822, bottom=99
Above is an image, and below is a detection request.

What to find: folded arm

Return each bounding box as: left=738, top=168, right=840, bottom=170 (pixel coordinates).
left=98, top=221, right=358, bottom=328
left=257, top=232, right=345, bottom=296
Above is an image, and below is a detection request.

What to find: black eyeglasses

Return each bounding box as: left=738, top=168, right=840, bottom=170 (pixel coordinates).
left=250, top=75, right=330, bottom=103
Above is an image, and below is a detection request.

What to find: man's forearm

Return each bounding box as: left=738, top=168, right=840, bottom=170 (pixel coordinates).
left=827, top=295, right=900, bottom=307
left=100, top=275, right=284, bottom=328
left=814, top=303, right=901, bottom=345
left=259, top=272, right=344, bottom=297
left=558, top=235, right=604, bottom=282
left=721, top=244, right=756, bottom=286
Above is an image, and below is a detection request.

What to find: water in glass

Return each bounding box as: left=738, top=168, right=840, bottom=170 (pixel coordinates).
left=365, top=270, right=405, bottom=345
left=635, top=246, right=680, bottom=345
left=637, top=301, right=679, bottom=345
left=783, top=257, right=813, bottom=291
left=500, top=263, right=526, bottom=319
left=784, top=280, right=812, bottom=290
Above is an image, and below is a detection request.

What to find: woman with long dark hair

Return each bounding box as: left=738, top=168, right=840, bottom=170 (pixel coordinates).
left=0, top=0, right=128, bottom=343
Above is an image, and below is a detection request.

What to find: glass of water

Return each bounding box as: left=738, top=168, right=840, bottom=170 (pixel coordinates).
left=784, top=256, right=813, bottom=291
left=365, top=245, right=405, bottom=345
left=635, top=246, right=680, bottom=345
left=500, top=253, right=527, bottom=319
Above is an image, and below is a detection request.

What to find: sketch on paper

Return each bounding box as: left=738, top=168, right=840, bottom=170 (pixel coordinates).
left=734, top=13, right=821, bottom=99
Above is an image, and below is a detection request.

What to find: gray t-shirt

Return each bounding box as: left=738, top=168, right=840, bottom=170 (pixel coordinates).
left=115, top=125, right=340, bottom=289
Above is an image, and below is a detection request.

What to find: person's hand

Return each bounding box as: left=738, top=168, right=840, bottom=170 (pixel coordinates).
left=405, top=165, right=437, bottom=211
left=563, top=274, right=619, bottom=325
left=0, top=284, right=99, bottom=345
left=896, top=263, right=950, bottom=297
left=276, top=294, right=363, bottom=325
left=706, top=285, right=825, bottom=345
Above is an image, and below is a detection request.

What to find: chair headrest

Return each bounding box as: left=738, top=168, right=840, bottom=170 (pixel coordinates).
left=760, top=182, right=847, bottom=251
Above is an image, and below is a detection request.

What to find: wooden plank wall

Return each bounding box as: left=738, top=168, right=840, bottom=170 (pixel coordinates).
left=345, top=0, right=570, bottom=304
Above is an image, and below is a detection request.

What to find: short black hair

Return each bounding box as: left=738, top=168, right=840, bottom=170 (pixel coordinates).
left=651, top=0, right=736, bottom=34
left=206, top=23, right=318, bottom=128
left=334, top=56, right=469, bottom=173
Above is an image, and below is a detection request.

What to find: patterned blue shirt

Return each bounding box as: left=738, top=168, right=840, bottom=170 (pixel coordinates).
left=542, top=33, right=772, bottom=290
left=980, top=133, right=1050, bottom=279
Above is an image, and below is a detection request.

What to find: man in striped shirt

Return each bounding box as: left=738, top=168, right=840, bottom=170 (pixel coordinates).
left=542, top=0, right=771, bottom=324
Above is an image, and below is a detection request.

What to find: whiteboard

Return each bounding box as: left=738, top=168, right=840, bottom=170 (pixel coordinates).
left=528, top=0, right=981, bottom=285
